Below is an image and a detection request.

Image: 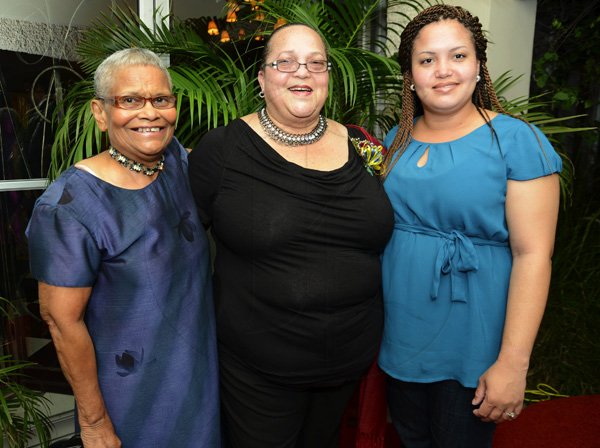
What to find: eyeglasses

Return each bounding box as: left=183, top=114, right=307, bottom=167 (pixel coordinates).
left=98, top=95, right=177, bottom=110
left=264, top=59, right=332, bottom=73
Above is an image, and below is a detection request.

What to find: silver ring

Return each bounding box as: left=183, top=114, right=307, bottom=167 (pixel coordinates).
left=504, top=411, right=516, bottom=419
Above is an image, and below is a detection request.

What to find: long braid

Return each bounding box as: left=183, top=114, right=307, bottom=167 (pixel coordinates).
left=385, top=72, right=416, bottom=175
left=477, top=64, right=508, bottom=114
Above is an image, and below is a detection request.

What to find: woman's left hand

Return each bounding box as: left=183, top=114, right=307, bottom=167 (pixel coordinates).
left=471, top=358, right=526, bottom=423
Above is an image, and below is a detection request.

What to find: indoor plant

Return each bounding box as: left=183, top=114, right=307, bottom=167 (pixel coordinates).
left=0, top=297, right=53, bottom=448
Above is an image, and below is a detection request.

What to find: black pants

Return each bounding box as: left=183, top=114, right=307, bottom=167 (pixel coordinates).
left=220, top=351, right=359, bottom=448
left=386, top=376, right=496, bottom=448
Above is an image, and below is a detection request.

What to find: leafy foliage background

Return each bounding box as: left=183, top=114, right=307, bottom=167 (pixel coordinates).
left=526, top=0, right=600, bottom=397
left=47, top=0, right=598, bottom=397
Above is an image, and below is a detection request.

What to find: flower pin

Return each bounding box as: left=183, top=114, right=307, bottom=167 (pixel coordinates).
left=350, top=138, right=384, bottom=176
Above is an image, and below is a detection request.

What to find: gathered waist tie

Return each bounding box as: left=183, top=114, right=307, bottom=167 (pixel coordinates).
left=394, top=223, right=509, bottom=303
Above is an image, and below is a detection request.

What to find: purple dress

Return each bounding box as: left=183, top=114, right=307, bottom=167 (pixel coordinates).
left=26, top=138, right=220, bottom=447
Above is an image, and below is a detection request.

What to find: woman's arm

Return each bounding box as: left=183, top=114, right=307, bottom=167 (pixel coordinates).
left=39, top=282, right=121, bottom=447
left=472, top=173, right=560, bottom=423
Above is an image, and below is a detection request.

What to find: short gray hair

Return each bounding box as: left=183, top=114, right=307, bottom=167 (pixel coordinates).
left=94, top=48, right=172, bottom=98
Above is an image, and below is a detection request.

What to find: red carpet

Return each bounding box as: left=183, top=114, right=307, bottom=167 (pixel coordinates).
left=493, top=395, right=600, bottom=447
left=342, top=394, right=600, bottom=447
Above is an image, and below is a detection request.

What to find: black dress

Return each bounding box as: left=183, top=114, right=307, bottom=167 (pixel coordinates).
left=188, top=119, right=393, bottom=385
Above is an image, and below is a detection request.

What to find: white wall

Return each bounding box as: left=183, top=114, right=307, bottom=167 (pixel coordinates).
left=0, top=0, right=224, bottom=26
left=0, top=0, right=135, bottom=26
left=0, top=0, right=136, bottom=58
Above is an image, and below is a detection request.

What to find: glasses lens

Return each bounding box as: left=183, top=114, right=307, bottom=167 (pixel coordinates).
left=275, top=60, right=298, bottom=72
left=116, top=96, right=145, bottom=109
left=273, top=60, right=329, bottom=73
left=307, top=61, right=329, bottom=73
left=111, top=96, right=176, bottom=110
left=151, top=96, right=177, bottom=109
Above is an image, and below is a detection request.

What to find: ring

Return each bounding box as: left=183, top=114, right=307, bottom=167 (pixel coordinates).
left=504, top=411, right=517, bottom=419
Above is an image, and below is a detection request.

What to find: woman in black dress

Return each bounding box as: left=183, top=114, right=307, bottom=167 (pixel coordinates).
left=188, top=23, right=393, bottom=448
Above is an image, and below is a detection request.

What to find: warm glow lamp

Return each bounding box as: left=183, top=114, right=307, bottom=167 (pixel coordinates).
left=274, top=17, right=287, bottom=29
left=207, top=19, right=219, bottom=36
left=226, top=10, right=237, bottom=22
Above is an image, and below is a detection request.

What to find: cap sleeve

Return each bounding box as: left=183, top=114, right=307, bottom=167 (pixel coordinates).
left=504, top=121, right=562, bottom=180
left=27, top=200, right=101, bottom=287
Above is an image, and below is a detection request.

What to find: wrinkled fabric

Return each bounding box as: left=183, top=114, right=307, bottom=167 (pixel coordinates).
left=27, top=138, right=220, bottom=447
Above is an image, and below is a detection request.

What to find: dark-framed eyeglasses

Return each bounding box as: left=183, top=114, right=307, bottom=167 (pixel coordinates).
left=98, top=95, right=177, bottom=110
left=263, top=59, right=332, bottom=73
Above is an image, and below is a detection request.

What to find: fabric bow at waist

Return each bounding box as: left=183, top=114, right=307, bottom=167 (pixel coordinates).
left=394, top=223, right=508, bottom=303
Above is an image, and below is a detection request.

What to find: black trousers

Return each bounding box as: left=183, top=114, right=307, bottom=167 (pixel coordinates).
left=386, top=376, right=496, bottom=448
left=220, top=350, right=359, bottom=448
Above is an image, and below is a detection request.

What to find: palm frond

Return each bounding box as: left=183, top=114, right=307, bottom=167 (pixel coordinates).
left=0, top=355, right=53, bottom=448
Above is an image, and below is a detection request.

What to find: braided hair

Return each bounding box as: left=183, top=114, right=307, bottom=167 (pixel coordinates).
left=383, top=4, right=509, bottom=175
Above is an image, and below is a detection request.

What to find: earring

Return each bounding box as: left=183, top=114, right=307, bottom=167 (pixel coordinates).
left=409, top=83, right=415, bottom=91
left=259, top=91, right=265, bottom=98
left=476, top=75, right=481, bottom=82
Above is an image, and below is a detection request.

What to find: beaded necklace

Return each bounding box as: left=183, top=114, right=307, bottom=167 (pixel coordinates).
left=108, top=147, right=164, bottom=176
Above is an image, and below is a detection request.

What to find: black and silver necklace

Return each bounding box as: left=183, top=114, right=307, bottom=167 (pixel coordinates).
left=108, top=147, right=164, bottom=176
left=257, top=107, right=327, bottom=147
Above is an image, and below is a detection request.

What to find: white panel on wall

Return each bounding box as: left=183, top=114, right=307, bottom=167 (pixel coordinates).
left=0, top=0, right=135, bottom=26
left=0, top=0, right=136, bottom=58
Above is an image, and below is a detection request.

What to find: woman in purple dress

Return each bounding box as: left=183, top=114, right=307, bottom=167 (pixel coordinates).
left=26, top=48, right=220, bottom=448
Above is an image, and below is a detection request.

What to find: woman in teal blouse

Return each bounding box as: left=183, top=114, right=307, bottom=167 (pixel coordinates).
left=379, top=5, right=561, bottom=447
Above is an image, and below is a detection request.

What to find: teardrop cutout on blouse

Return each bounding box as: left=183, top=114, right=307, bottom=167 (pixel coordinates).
left=417, top=146, right=430, bottom=168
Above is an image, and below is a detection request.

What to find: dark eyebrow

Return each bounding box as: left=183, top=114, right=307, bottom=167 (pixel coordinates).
left=416, top=45, right=469, bottom=56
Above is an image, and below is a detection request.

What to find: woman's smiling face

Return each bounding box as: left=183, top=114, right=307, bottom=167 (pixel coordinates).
left=258, top=24, right=329, bottom=126
left=410, top=19, right=480, bottom=116
left=91, top=64, right=177, bottom=163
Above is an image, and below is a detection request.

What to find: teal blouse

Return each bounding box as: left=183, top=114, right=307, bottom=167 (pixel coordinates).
left=379, top=114, right=562, bottom=387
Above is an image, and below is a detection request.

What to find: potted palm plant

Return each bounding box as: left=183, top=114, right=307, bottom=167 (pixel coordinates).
left=1, top=297, right=53, bottom=448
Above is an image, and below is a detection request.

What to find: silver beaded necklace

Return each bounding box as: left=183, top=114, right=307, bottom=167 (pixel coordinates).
left=257, top=107, right=327, bottom=147
left=108, top=147, right=164, bottom=176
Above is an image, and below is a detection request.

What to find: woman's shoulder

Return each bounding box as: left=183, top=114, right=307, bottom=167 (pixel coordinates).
left=195, top=118, right=249, bottom=149
left=73, top=151, right=107, bottom=176
left=491, top=114, right=555, bottom=148
left=492, top=113, right=538, bottom=133
left=39, top=167, right=91, bottom=205
left=188, top=119, right=252, bottom=177
left=492, top=115, right=562, bottom=177
left=31, top=167, right=102, bottom=230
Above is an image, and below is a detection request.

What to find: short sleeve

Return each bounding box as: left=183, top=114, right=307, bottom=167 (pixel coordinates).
left=26, top=200, right=101, bottom=287
left=503, top=121, right=562, bottom=180
left=187, top=126, right=227, bottom=227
